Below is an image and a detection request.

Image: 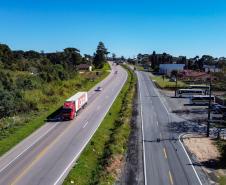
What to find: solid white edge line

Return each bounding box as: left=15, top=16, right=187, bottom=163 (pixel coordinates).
left=53, top=68, right=128, bottom=185
left=137, top=72, right=147, bottom=185
left=179, top=134, right=202, bottom=185
left=151, top=79, right=170, bottom=114
left=0, top=123, right=58, bottom=173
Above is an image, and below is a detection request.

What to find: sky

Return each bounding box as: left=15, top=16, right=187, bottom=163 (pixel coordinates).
left=0, top=0, right=226, bottom=58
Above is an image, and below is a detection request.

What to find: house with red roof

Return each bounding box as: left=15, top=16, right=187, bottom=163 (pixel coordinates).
left=178, top=70, right=211, bottom=81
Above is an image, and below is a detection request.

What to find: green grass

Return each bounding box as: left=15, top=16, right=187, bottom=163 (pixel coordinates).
left=219, top=176, right=226, bottom=185
left=133, top=64, right=144, bottom=71
left=0, top=70, right=109, bottom=156
left=101, top=62, right=111, bottom=71
left=215, top=140, right=226, bottom=167
left=63, top=65, right=136, bottom=185
left=215, top=139, right=226, bottom=185
left=151, top=75, right=187, bottom=89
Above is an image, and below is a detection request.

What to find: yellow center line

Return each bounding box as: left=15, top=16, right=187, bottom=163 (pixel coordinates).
left=169, top=170, right=174, bottom=185
left=11, top=122, right=75, bottom=185
left=163, top=147, right=168, bottom=159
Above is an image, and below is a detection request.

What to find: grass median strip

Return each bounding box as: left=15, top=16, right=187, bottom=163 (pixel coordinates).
left=63, top=65, right=136, bottom=185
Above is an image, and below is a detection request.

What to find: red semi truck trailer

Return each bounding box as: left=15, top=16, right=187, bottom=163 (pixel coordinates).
left=61, top=92, right=88, bottom=120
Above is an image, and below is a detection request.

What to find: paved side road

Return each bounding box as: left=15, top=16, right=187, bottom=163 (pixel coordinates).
left=0, top=63, right=127, bottom=185
left=137, top=71, right=210, bottom=185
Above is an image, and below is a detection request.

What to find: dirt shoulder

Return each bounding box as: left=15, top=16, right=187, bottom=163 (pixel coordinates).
left=183, top=134, right=226, bottom=184
left=183, top=134, right=220, bottom=163
left=119, top=81, right=144, bottom=185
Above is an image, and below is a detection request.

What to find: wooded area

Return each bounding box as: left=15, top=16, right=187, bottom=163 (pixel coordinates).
left=0, top=42, right=108, bottom=119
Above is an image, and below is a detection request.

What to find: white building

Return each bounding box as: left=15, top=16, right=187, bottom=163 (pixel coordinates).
left=159, top=64, right=185, bottom=76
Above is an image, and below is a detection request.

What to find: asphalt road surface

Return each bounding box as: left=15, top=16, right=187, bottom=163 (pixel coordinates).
left=137, top=71, right=210, bottom=185
left=0, top=63, right=127, bottom=185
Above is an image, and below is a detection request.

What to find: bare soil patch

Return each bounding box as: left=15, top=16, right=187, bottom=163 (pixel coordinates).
left=106, top=154, right=124, bottom=179
left=183, top=134, right=220, bottom=162
left=183, top=134, right=226, bottom=184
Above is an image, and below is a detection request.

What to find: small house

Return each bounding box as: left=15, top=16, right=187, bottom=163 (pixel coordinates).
left=77, top=64, right=92, bottom=71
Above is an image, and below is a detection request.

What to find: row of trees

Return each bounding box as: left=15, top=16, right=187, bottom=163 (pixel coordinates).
left=0, top=42, right=108, bottom=118
left=133, top=51, right=226, bottom=72
left=0, top=42, right=108, bottom=72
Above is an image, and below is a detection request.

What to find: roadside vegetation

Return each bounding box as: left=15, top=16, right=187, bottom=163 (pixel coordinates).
left=127, top=52, right=226, bottom=92
left=132, top=64, right=144, bottom=71
left=212, top=71, right=226, bottom=91
left=0, top=42, right=109, bottom=156
left=151, top=75, right=187, bottom=89
left=216, top=139, right=226, bottom=165
left=215, top=139, right=226, bottom=185
left=64, top=65, right=136, bottom=185
left=219, top=176, right=226, bottom=185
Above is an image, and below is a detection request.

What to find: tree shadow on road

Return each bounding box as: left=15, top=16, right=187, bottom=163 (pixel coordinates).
left=172, top=109, right=207, bottom=115
left=167, top=119, right=207, bottom=135
left=143, top=137, right=178, bottom=143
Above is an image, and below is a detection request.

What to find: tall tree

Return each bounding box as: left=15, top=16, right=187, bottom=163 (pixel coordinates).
left=93, top=42, right=109, bottom=68
left=63, top=47, right=82, bottom=68
left=112, top=53, right=116, bottom=61
left=150, top=51, right=158, bottom=70
left=0, top=44, right=14, bottom=67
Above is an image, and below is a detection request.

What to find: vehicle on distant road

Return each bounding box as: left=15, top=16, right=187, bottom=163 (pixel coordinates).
left=190, top=95, right=215, bottom=105
left=95, top=86, right=102, bottom=91
left=61, top=92, right=88, bottom=120
left=176, top=89, right=205, bottom=97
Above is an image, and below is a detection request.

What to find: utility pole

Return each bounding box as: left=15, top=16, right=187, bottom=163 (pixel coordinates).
left=207, top=78, right=212, bottom=137
left=175, top=73, right=178, bottom=97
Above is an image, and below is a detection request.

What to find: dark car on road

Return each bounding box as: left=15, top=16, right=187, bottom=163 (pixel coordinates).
left=95, top=86, right=102, bottom=91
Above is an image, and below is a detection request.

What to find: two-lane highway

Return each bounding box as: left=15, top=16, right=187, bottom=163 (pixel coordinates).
left=137, top=71, right=208, bottom=185
left=0, top=63, right=127, bottom=185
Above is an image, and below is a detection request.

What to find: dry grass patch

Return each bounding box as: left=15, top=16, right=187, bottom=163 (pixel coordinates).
left=183, top=134, right=220, bottom=162
left=106, top=154, right=124, bottom=179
